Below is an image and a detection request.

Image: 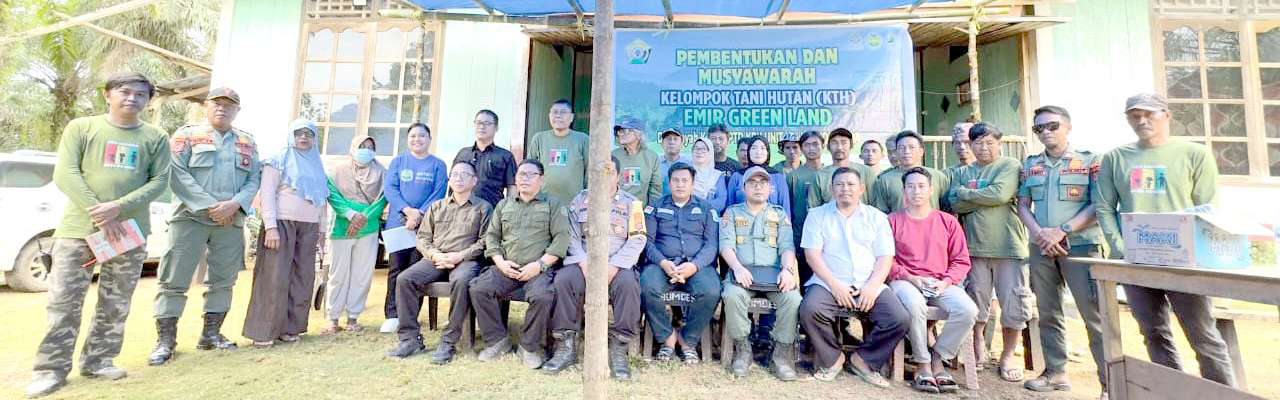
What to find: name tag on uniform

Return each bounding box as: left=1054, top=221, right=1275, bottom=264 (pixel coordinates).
left=657, top=208, right=675, bottom=215
left=192, top=143, right=216, bottom=153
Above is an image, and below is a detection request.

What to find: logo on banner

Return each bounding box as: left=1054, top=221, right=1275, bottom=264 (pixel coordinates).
left=866, top=33, right=883, bottom=50
left=548, top=149, right=569, bottom=166
left=1128, top=166, right=1168, bottom=194
left=103, top=141, right=140, bottom=169
left=626, top=39, right=651, bottom=64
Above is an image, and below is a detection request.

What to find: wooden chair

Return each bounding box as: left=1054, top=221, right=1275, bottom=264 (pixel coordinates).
left=424, top=282, right=477, bottom=350
left=719, top=296, right=777, bottom=369
left=641, top=290, right=713, bottom=362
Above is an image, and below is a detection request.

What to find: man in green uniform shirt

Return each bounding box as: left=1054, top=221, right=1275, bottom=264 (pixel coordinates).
left=28, top=73, right=171, bottom=398
left=871, top=130, right=948, bottom=213
left=947, top=122, right=1031, bottom=382
left=611, top=116, right=662, bottom=205
left=1015, top=105, right=1107, bottom=397
left=468, top=159, right=571, bottom=370
left=1095, top=93, right=1234, bottom=387
left=527, top=99, right=589, bottom=204
left=149, top=88, right=261, bottom=366
left=720, top=167, right=802, bottom=381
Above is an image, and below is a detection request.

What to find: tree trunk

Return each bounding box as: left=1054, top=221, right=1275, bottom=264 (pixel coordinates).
left=584, top=1, right=614, bottom=399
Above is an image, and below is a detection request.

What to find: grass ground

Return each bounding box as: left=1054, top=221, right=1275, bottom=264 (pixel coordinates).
left=1, top=268, right=1277, bottom=399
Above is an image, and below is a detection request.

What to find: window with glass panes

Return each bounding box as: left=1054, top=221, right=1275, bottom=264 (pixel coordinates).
left=295, top=21, right=440, bottom=157
left=1155, top=15, right=1280, bottom=178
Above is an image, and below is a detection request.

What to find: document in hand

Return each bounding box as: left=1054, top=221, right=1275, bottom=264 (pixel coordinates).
left=382, top=226, right=417, bottom=253
left=84, top=219, right=145, bottom=266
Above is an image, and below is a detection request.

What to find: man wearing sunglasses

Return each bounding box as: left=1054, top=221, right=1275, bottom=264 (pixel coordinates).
left=1015, top=106, right=1107, bottom=398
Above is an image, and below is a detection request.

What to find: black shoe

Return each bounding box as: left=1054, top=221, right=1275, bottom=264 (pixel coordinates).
left=730, top=338, right=752, bottom=377
left=430, top=342, right=456, bottom=365
left=770, top=341, right=797, bottom=381
left=386, top=335, right=426, bottom=358
left=541, top=330, right=578, bottom=374
left=609, top=335, right=632, bottom=381
left=148, top=317, right=178, bottom=366
left=196, top=313, right=237, bottom=350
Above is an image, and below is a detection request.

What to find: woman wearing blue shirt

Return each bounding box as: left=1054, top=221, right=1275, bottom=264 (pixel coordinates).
left=380, top=123, right=448, bottom=333
left=724, top=136, right=790, bottom=211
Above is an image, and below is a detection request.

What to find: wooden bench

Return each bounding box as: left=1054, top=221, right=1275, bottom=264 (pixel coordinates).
left=719, top=296, right=777, bottom=369
left=880, top=306, right=982, bottom=390
left=1209, top=307, right=1280, bottom=391
left=641, top=290, right=713, bottom=362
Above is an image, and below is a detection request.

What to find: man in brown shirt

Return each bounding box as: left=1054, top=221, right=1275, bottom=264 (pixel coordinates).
left=386, top=159, right=492, bottom=364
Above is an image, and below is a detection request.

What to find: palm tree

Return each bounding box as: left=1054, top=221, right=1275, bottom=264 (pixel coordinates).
left=0, top=0, right=219, bottom=151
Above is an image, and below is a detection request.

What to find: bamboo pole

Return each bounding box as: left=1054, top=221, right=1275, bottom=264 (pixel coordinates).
left=414, top=16, right=427, bottom=123
left=584, top=0, right=614, bottom=398
left=50, top=11, right=213, bottom=72
left=0, top=0, right=161, bottom=47
left=379, top=7, right=1010, bottom=30
left=967, top=1, right=982, bottom=120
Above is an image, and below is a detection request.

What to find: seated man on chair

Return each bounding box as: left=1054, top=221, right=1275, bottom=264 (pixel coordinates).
left=640, top=162, right=721, bottom=364
left=886, top=167, right=978, bottom=394
left=386, top=159, right=492, bottom=364
left=720, top=166, right=801, bottom=381
left=468, top=159, right=569, bottom=369
left=545, top=156, right=647, bottom=380
left=798, top=167, right=909, bottom=387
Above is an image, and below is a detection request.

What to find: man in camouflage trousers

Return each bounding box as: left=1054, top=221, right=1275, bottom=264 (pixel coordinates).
left=28, top=73, right=171, bottom=398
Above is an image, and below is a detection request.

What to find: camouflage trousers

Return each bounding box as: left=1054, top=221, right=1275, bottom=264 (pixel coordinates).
left=33, top=238, right=146, bottom=380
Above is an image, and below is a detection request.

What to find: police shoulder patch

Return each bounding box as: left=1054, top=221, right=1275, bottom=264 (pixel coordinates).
left=644, top=206, right=654, bottom=214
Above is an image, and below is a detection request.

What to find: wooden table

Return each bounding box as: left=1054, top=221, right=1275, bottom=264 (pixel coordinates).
left=1071, top=257, right=1280, bottom=400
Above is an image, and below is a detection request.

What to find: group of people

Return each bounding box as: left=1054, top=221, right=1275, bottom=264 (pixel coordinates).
left=26, top=72, right=1234, bottom=400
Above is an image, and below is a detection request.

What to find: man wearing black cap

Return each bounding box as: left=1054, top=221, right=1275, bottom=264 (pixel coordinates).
left=657, top=128, right=691, bottom=192
left=149, top=87, right=261, bottom=365
left=1095, top=93, right=1234, bottom=387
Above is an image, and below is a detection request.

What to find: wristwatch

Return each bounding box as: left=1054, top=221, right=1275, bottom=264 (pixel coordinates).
left=537, top=260, right=548, bottom=270
left=1059, top=222, right=1072, bottom=233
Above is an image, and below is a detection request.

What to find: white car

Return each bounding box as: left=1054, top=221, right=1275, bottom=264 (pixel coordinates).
left=0, top=150, right=174, bottom=292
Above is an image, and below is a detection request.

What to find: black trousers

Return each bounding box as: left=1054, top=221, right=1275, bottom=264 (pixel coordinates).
left=468, top=267, right=556, bottom=351
left=799, top=285, right=909, bottom=370
left=394, top=259, right=483, bottom=343
left=550, top=264, right=642, bottom=341
left=385, top=248, right=423, bottom=318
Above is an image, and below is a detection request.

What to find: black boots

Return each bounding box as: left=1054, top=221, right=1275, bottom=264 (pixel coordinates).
left=730, top=338, right=752, bottom=377
left=769, top=341, right=797, bottom=381
left=148, top=317, right=178, bottom=366
left=608, top=335, right=632, bottom=381
left=196, top=313, right=237, bottom=350
left=541, top=330, right=579, bottom=374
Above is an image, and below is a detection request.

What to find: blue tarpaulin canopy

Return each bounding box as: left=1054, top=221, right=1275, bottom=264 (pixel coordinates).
left=402, top=0, right=937, bottom=18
